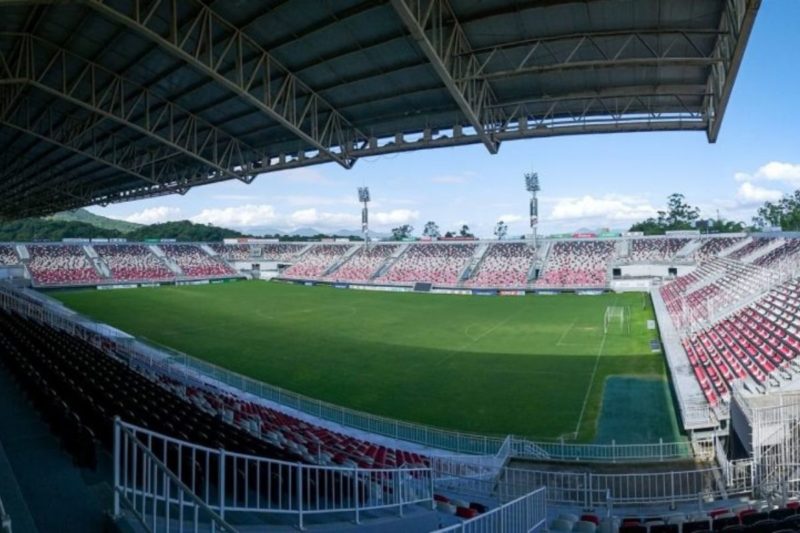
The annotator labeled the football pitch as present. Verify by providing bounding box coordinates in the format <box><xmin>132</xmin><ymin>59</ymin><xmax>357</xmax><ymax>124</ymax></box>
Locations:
<box><xmin>53</xmin><ymin>281</ymin><xmax>682</xmax><ymax>443</ymax></box>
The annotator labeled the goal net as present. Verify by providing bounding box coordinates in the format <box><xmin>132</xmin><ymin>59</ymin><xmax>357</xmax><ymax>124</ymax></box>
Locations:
<box><xmin>604</xmin><ymin>306</ymin><xmax>630</xmax><ymax>335</ymax></box>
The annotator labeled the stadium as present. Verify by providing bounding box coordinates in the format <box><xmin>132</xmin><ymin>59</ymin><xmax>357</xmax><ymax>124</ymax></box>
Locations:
<box><xmin>4</xmin><ymin>0</ymin><xmax>800</xmax><ymax>532</ymax></box>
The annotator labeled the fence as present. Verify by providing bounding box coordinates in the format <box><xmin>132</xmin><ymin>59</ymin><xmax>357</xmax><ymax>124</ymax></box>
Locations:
<box><xmin>433</xmin><ymin>486</ymin><xmax>547</xmax><ymax>533</ymax></box>
<box><xmin>130</xmin><ymin>336</ymin><xmax>700</xmax><ymax>463</ymax></box>
<box><xmin>493</xmin><ymin>464</ymin><xmax>753</xmax><ymax>509</ymax></box>
<box><xmin>113</xmin><ymin>419</ymin><xmax>434</xmax><ymax>531</ymax></box>
<box><xmin>0</xmin><ymin>282</ymin><xmax>701</xmax><ymax>464</ymax></box>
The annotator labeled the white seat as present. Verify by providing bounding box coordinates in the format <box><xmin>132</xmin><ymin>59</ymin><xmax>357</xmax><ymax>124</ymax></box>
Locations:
<box><xmin>550</xmin><ymin>518</ymin><xmax>575</xmax><ymax>532</ymax></box>
<box><xmin>574</xmin><ymin>520</ymin><xmax>598</xmax><ymax>533</ymax></box>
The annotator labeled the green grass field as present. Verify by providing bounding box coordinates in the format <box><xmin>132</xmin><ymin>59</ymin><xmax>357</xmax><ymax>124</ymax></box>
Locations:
<box><xmin>53</xmin><ymin>281</ymin><xmax>681</xmax><ymax>443</ymax></box>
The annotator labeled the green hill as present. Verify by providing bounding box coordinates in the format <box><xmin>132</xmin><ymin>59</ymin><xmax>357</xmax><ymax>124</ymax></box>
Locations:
<box><xmin>48</xmin><ymin>208</ymin><xmax>141</xmax><ymax>233</ymax></box>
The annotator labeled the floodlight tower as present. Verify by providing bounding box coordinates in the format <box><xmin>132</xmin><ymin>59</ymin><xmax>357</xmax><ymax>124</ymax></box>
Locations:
<box><xmin>358</xmin><ymin>187</ymin><xmax>370</xmax><ymax>249</ymax></box>
<box><xmin>525</xmin><ymin>171</ymin><xmax>540</xmax><ymax>247</ymax></box>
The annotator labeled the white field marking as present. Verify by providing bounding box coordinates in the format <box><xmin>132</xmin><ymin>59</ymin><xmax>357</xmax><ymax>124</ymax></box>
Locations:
<box><xmin>555</xmin><ymin>320</ymin><xmax>577</xmax><ymax>347</ymax></box>
<box><xmin>573</xmin><ymin>330</ymin><xmax>608</xmax><ymax>437</ymax></box>
<box><xmin>435</xmin><ymin>308</ymin><xmax>525</xmax><ymax>366</ymax></box>
<box><xmin>572</xmin><ymin>295</ymin><xmax>619</xmax><ymax>436</ymax></box>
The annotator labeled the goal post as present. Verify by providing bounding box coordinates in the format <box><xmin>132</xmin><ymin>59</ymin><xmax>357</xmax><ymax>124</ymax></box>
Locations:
<box><xmin>604</xmin><ymin>306</ymin><xmax>630</xmax><ymax>335</ymax></box>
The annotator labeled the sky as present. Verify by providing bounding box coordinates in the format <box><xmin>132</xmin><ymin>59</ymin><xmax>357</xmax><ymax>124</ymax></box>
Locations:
<box><xmin>88</xmin><ymin>1</ymin><xmax>800</xmax><ymax>238</ymax></box>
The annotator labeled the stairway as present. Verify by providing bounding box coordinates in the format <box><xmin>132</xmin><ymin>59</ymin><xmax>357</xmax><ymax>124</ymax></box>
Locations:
<box><xmin>459</xmin><ymin>243</ymin><xmax>491</xmax><ymax>282</ymax></box>
<box><xmin>321</xmin><ymin>244</ymin><xmax>361</xmax><ymax>277</ymax></box>
<box><xmin>372</xmin><ymin>243</ymin><xmax>410</xmax><ymax>280</ymax></box>
<box><xmin>149</xmin><ymin>245</ymin><xmax>183</xmax><ymax>275</ymax></box>
<box><xmin>718</xmin><ymin>237</ymin><xmax>753</xmax><ymax>258</ymax></box>
<box><xmin>676</xmin><ymin>238</ymin><xmax>703</xmax><ymax>259</ymax></box>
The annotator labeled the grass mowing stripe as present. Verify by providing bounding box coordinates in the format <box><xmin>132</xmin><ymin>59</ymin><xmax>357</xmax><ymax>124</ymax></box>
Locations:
<box><xmin>51</xmin><ymin>281</ymin><xmax>674</xmax><ymax>441</ymax></box>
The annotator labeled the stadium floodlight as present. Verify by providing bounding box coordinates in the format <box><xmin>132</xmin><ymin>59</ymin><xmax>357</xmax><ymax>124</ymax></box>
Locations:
<box><xmin>525</xmin><ymin>172</ymin><xmax>540</xmax><ymax>193</ymax></box>
<box><xmin>358</xmin><ymin>187</ymin><xmax>370</xmax><ymax>248</ymax></box>
<box><xmin>524</xmin><ymin>171</ymin><xmax>540</xmax><ymax>247</ymax></box>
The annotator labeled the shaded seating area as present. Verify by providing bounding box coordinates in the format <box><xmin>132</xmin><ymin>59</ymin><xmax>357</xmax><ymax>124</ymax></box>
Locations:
<box><xmin>161</xmin><ymin>244</ymin><xmax>237</xmax><ymax>278</ymax></box>
<box><xmin>27</xmin><ymin>244</ymin><xmax>103</xmax><ymax>286</ymax></box>
<box><xmin>94</xmin><ymin>244</ymin><xmax>174</xmax><ymax>281</ymax></box>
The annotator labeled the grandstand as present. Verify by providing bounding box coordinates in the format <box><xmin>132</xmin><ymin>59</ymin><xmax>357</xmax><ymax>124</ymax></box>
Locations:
<box><xmin>0</xmin><ymin>0</ymin><xmax>784</xmax><ymax>530</ymax></box>
<box><xmin>536</xmin><ymin>240</ymin><xmax>616</xmax><ymax>288</ymax></box>
<box><xmin>376</xmin><ymin>243</ymin><xmax>477</xmax><ymax>286</ymax></box>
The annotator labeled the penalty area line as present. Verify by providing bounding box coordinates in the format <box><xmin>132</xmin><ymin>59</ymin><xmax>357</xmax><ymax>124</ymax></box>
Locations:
<box><xmin>572</xmin><ymin>330</ymin><xmax>607</xmax><ymax>438</ymax></box>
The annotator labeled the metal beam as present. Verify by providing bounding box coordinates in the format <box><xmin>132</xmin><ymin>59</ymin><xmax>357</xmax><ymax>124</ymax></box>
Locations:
<box><xmin>461</xmin><ymin>29</ymin><xmax>722</xmax><ymax>82</ymax></box>
<box><xmin>391</xmin><ymin>0</ymin><xmax>501</xmax><ymax>154</ymax></box>
<box><xmin>86</xmin><ymin>0</ymin><xmax>368</xmax><ymax>168</ymax></box>
<box><xmin>706</xmin><ymin>0</ymin><xmax>761</xmax><ymax>142</ymax></box>
<box><xmin>0</xmin><ymin>33</ymin><xmax>270</xmax><ymax>183</ymax></box>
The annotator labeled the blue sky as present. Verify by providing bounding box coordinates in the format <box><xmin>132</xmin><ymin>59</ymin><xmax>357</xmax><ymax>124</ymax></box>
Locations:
<box><xmin>89</xmin><ymin>1</ymin><xmax>800</xmax><ymax>238</ymax></box>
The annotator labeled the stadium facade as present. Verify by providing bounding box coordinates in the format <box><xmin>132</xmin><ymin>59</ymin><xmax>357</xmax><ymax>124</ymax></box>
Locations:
<box><xmin>3</xmin><ymin>230</ymin><xmax>800</xmax><ymax>530</ymax></box>
<box><xmin>2</xmin><ymin>0</ymin><xmax>792</xmax><ymax>531</ymax></box>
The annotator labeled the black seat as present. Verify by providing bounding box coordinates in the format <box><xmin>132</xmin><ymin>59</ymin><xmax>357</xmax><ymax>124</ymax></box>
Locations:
<box><xmin>684</xmin><ymin>521</ymin><xmax>712</xmax><ymax>533</ymax></box>
<box><xmin>744</xmin><ymin>514</ymin><xmax>771</xmax><ymax>527</ymax></box>
<box><xmin>715</xmin><ymin>517</ymin><xmax>742</xmax><ymax>532</ymax></box>
<box><xmin>770</xmin><ymin>510</ymin><xmax>797</xmax><ymax>521</ymax></box>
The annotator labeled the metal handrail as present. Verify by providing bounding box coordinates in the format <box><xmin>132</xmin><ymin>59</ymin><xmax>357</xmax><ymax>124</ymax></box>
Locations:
<box><xmin>114</xmin><ymin>419</ymin><xmax>434</xmax><ymax>530</ymax></box>
<box><xmin>114</xmin><ymin>420</ymin><xmax>235</xmax><ymax>532</ymax></box>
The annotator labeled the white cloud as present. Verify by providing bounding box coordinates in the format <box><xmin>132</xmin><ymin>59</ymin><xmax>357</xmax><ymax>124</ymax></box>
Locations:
<box><xmin>123</xmin><ymin>206</ymin><xmax>182</xmax><ymax>224</ymax></box>
<box><xmin>372</xmin><ymin>209</ymin><xmax>420</xmax><ymax>225</ymax></box>
<box><xmin>735</xmin><ymin>161</ymin><xmax>800</xmax><ymax>185</ymax></box>
<box><xmin>497</xmin><ymin>214</ymin><xmax>524</xmax><ymax>223</ymax></box>
<box><xmin>549</xmin><ymin>194</ymin><xmax>657</xmax><ymax>221</ymax></box>
<box><xmin>191</xmin><ymin>204</ymin><xmax>278</xmax><ymax>227</ymax></box>
<box><xmin>736</xmin><ymin>182</ymin><xmax>783</xmax><ymax>204</ymax></box>
<box><xmin>288</xmin><ymin>208</ymin><xmax>359</xmax><ymax>228</ymax></box>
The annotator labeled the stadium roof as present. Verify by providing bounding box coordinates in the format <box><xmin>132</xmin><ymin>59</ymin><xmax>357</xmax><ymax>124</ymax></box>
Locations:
<box><xmin>0</xmin><ymin>0</ymin><xmax>760</xmax><ymax>218</ymax></box>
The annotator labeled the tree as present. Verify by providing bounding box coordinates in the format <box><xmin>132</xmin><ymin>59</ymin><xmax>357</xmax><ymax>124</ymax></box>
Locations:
<box><xmin>494</xmin><ymin>220</ymin><xmax>508</xmax><ymax>240</ymax></box>
<box><xmin>422</xmin><ymin>221</ymin><xmax>440</xmax><ymax>238</ymax></box>
<box><xmin>459</xmin><ymin>224</ymin><xmax>474</xmax><ymax>238</ymax></box>
<box><xmin>391</xmin><ymin>224</ymin><xmax>414</xmax><ymax>240</ymax></box>
<box><xmin>753</xmin><ymin>190</ymin><xmax>800</xmax><ymax>231</ymax></box>
<box><xmin>629</xmin><ymin>193</ymin><xmax>702</xmax><ymax>235</ymax></box>
<box><xmin>444</xmin><ymin>231</ymin><xmax>455</xmax><ymax>238</ymax></box>
<box><xmin>664</xmin><ymin>193</ymin><xmax>700</xmax><ymax>229</ymax></box>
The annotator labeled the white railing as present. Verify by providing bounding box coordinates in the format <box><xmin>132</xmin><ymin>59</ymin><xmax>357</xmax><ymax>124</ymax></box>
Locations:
<box><xmin>494</xmin><ymin>465</ymin><xmax>746</xmax><ymax>508</ymax></box>
<box><xmin>434</xmin><ymin>486</ymin><xmax>546</xmax><ymax>533</ymax></box>
<box><xmin>0</xmin><ymin>494</ymin><xmax>9</xmax><ymax>533</ymax></box>
<box><xmin>0</xmin><ymin>282</ymin><xmax>699</xmax><ymax>464</ymax></box>
<box><xmin>132</xmin><ymin>338</ymin><xmax>698</xmax><ymax>463</ymax></box>
<box><xmin>113</xmin><ymin>420</ymin><xmax>434</xmax><ymax>531</ymax></box>
<box><xmin>113</xmin><ymin>421</ymin><xmax>235</xmax><ymax>532</ymax></box>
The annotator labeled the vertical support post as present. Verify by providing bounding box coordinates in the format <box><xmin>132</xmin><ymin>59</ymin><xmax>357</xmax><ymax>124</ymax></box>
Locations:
<box><xmin>429</xmin><ymin>468</ymin><xmax>436</xmax><ymax>510</ymax></box>
<box><xmin>671</xmin><ymin>471</ymin><xmax>676</xmax><ymax>509</ymax></box>
<box><xmin>113</xmin><ymin>417</ymin><xmax>121</xmax><ymax>517</ymax></box>
<box><xmin>660</xmin><ymin>438</ymin><xmax>664</xmax><ymax>462</ymax></box>
<box><xmin>397</xmin><ymin>472</ymin><xmax>404</xmax><ymax>517</ymax></box>
<box><xmin>353</xmin><ymin>466</ymin><xmax>360</xmax><ymax>524</ymax></box>
<box><xmin>297</xmin><ymin>464</ymin><xmax>304</xmax><ymax>530</ymax></box>
<box><xmin>584</xmin><ymin>472</ymin><xmax>590</xmax><ymax>508</ymax></box>
<box><xmin>218</xmin><ymin>448</ymin><xmax>226</xmax><ymax>519</ymax></box>
<box><xmin>612</xmin><ymin>439</ymin><xmax>616</xmax><ymax>463</ymax></box>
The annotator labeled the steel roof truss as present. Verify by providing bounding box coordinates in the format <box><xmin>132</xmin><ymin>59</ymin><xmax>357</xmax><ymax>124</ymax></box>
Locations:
<box><xmin>463</xmin><ymin>29</ymin><xmax>723</xmax><ymax>82</ymax></box>
<box><xmin>0</xmin><ymin>34</ymin><xmax>261</xmax><ymax>182</ymax></box>
<box><xmin>87</xmin><ymin>0</ymin><xmax>368</xmax><ymax>168</ymax></box>
<box><xmin>391</xmin><ymin>0</ymin><xmax>503</xmax><ymax>154</ymax></box>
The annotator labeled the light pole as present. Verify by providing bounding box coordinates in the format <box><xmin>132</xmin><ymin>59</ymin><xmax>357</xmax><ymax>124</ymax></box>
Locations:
<box><xmin>358</xmin><ymin>187</ymin><xmax>370</xmax><ymax>250</ymax></box>
<box><xmin>525</xmin><ymin>171</ymin><xmax>540</xmax><ymax>248</ymax></box>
